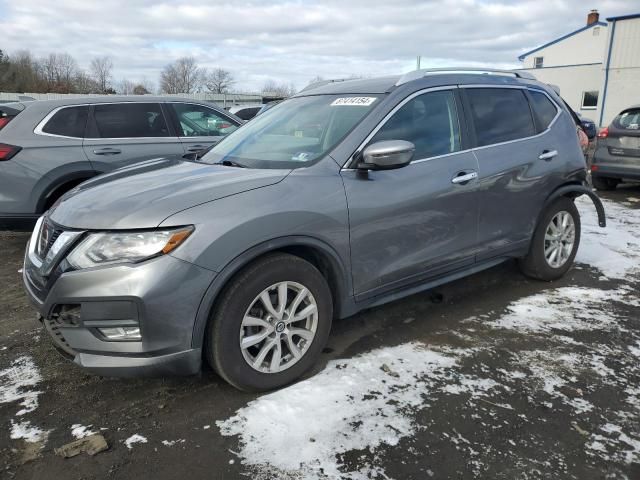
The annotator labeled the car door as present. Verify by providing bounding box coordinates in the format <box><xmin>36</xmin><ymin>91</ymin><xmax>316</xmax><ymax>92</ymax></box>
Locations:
<box><xmin>341</xmin><ymin>88</ymin><xmax>480</xmax><ymax>299</ymax></box>
<box><xmin>83</xmin><ymin>102</ymin><xmax>184</xmax><ymax>172</ymax></box>
<box><xmin>166</xmin><ymin>102</ymin><xmax>239</xmax><ymax>156</ymax></box>
<box><xmin>463</xmin><ymin>87</ymin><xmax>567</xmax><ymax>260</ymax></box>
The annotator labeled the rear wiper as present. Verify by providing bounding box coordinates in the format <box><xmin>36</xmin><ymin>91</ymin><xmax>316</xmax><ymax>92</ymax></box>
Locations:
<box><xmin>216</xmin><ymin>159</ymin><xmax>247</xmax><ymax>168</ymax></box>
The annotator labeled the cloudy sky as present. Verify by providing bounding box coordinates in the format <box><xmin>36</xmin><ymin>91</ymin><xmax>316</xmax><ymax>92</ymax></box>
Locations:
<box><xmin>2</xmin><ymin>0</ymin><xmax>639</xmax><ymax>93</ymax></box>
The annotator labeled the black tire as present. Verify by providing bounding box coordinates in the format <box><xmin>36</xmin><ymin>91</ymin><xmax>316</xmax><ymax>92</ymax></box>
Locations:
<box><xmin>518</xmin><ymin>197</ymin><xmax>581</xmax><ymax>281</ymax></box>
<box><xmin>206</xmin><ymin>253</ymin><xmax>333</xmax><ymax>392</ymax></box>
<box><xmin>592</xmin><ymin>176</ymin><xmax>618</xmax><ymax>191</ymax></box>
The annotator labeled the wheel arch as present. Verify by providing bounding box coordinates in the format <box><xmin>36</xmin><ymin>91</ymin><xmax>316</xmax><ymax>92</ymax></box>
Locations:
<box><xmin>191</xmin><ymin>235</ymin><xmax>354</xmax><ymax>350</ymax></box>
<box><xmin>543</xmin><ymin>182</ymin><xmax>606</xmax><ymax>228</ymax></box>
<box><xmin>36</xmin><ymin>170</ymin><xmax>97</xmax><ymax>213</ymax></box>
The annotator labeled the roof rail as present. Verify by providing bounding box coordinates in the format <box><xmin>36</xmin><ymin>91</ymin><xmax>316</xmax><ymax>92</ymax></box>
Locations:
<box><xmin>298</xmin><ymin>78</ymin><xmax>352</xmax><ymax>93</ymax></box>
<box><xmin>396</xmin><ymin>68</ymin><xmax>537</xmax><ymax>86</ymax></box>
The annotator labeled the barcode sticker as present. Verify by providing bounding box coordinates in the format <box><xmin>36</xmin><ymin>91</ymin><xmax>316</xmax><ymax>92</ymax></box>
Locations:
<box><xmin>331</xmin><ymin>97</ymin><xmax>377</xmax><ymax>106</ymax></box>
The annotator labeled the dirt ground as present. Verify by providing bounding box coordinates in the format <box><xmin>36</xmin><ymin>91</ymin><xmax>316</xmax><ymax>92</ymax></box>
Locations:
<box><xmin>1</xmin><ymin>186</ymin><xmax>639</xmax><ymax>480</ymax></box>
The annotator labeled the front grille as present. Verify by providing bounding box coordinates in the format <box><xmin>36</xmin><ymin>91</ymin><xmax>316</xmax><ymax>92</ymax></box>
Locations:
<box><xmin>38</xmin><ymin>219</ymin><xmax>64</xmax><ymax>258</ymax></box>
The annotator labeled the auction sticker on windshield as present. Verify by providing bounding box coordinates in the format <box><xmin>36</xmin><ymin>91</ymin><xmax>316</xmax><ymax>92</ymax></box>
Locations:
<box><xmin>331</xmin><ymin>97</ymin><xmax>377</xmax><ymax>106</ymax></box>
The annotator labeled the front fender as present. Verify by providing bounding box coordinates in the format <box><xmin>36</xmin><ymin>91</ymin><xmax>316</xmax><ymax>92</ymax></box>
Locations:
<box><xmin>547</xmin><ymin>183</ymin><xmax>606</xmax><ymax>228</ymax></box>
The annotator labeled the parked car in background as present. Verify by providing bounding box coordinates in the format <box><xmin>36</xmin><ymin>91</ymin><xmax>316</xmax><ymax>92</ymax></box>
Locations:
<box><xmin>256</xmin><ymin>100</ymin><xmax>282</xmax><ymax>116</ymax></box>
<box><xmin>227</xmin><ymin>104</ymin><xmax>263</xmax><ymax>121</ymax></box>
<box><xmin>0</xmin><ymin>97</ymin><xmax>241</xmax><ymax>229</ymax></box>
<box><xmin>577</xmin><ymin>113</ymin><xmax>597</xmax><ymax>139</ymax></box>
<box><xmin>591</xmin><ymin>105</ymin><xmax>640</xmax><ymax>190</ymax></box>
<box><xmin>22</xmin><ymin>69</ymin><xmax>606</xmax><ymax>391</ymax></box>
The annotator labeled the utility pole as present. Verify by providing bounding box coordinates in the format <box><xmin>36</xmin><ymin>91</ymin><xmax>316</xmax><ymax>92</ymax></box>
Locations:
<box><xmin>416</xmin><ymin>56</ymin><xmax>421</xmax><ymax>70</ymax></box>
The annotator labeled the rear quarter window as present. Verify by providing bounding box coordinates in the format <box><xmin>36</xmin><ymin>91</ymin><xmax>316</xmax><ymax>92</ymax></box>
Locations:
<box><xmin>41</xmin><ymin>106</ymin><xmax>88</xmax><ymax>138</ymax></box>
<box><xmin>613</xmin><ymin>109</ymin><xmax>640</xmax><ymax>130</ymax></box>
<box><xmin>466</xmin><ymin>88</ymin><xmax>536</xmax><ymax>147</ymax></box>
<box><xmin>528</xmin><ymin>91</ymin><xmax>558</xmax><ymax>132</ymax></box>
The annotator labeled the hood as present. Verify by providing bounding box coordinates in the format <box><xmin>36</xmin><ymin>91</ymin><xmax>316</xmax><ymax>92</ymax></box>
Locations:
<box><xmin>49</xmin><ymin>158</ymin><xmax>290</xmax><ymax>229</ymax></box>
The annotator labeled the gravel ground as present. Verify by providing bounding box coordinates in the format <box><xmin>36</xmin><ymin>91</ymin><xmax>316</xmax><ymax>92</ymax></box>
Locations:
<box><xmin>1</xmin><ymin>185</ymin><xmax>639</xmax><ymax>480</ymax></box>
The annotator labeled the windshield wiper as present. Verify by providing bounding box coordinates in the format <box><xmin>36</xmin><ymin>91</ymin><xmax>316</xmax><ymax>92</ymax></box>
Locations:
<box><xmin>216</xmin><ymin>159</ymin><xmax>247</xmax><ymax>168</ymax></box>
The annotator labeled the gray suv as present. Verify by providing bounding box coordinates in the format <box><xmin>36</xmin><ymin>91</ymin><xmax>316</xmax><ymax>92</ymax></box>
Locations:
<box><xmin>0</xmin><ymin>97</ymin><xmax>240</xmax><ymax>229</ymax></box>
<box><xmin>22</xmin><ymin>69</ymin><xmax>606</xmax><ymax>391</ymax></box>
<box><xmin>591</xmin><ymin>105</ymin><xmax>640</xmax><ymax>190</ymax></box>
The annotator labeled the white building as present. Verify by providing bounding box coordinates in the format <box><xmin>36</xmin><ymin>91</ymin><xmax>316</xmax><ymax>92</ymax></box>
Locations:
<box><xmin>518</xmin><ymin>10</ymin><xmax>640</xmax><ymax>127</ymax></box>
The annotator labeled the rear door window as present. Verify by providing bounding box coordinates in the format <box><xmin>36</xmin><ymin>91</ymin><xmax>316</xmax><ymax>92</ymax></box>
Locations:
<box><xmin>370</xmin><ymin>89</ymin><xmax>462</xmax><ymax>160</ymax></box>
<box><xmin>92</xmin><ymin>103</ymin><xmax>170</xmax><ymax>138</ymax></box>
<box><xmin>528</xmin><ymin>91</ymin><xmax>558</xmax><ymax>132</ymax></box>
<box><xmin>169</xmin><ymin>103</ymin><xmax>238</xmax><ymax>137</ymax></box>
<box><xmin>466</xmin><ymin>88</ymin><xmax>536</xmax><ymax>147</ymax></box>
<box><xmin>42</xmin><ymin>106</ymin><xmax>88</xmax><ymax>138</ymax></box>
<box><xmin>613</xmin><ymin>109</ymin><xmax>640</xmax><ymax>131</ymax></box>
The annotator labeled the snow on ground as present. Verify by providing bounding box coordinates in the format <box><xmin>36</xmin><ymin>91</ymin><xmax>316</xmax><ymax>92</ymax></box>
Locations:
<box><xmin>71</xmin><ymin>424</ymin><xmax>97</xmax><ymax>439</ymax></box>
<box><xmin>162</xmin><ymin>439</ymin><xmax>186</xmax><ymax>447</ymax></box>
<box><xmin>124</xmin><ymin>434</ymin><xmax>148</xmax><ymax>449</ymax></box>
<box><xmin>10</xmin><ymin>420</ymin><xmax>49</xmax><ymax>444</ymax></box>
<box><xmin>218</xmin><ymin>343</ymin><xmax>468</xmax><ymax>479</ymax></box>
<box><xmin>576</xmin><ymin>196</ymin><xmax>640</xmax><ymax>279</ymax></box>
<box><xmin>0</xmin><ymin>356</ymin><xmax>42</xmax><ymax>415</ymax></box>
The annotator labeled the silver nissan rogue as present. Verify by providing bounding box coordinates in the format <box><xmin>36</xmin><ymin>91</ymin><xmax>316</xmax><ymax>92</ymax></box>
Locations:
<box><xmin>23</xmin><ymin>69</ymin><xmax>606</xmax><ymax>391</ymax></box>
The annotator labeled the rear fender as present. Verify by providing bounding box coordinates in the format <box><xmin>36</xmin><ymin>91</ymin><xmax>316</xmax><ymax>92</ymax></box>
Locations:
<box><xmin>546</xmin><ymin>183</ymin><xmax>606</xmax><ymax>228</ymax></box>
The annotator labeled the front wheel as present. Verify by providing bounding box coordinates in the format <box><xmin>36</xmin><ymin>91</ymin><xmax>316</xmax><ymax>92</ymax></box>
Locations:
<box><xmin>206</xmin><ymin>253</ymin><xmax>333</xmax><ymax>392</ymax></box>
<box><xmin>519</xmin><ymin>197</ymin><xmax>581</xmax><ymax>281</ymax></box>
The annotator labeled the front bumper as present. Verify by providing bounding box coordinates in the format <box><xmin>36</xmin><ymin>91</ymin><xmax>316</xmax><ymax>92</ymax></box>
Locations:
<box><xmin>23</xmin><ymin>244</ymin><xmax>216</xmax><ymax>377</ymax></box>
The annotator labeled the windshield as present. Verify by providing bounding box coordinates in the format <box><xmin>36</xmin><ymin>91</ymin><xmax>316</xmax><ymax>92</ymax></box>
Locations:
<box><xmin>200</xmin><ymin>94</ymin><xmax>380</xmax><ymax>168</ymax></box>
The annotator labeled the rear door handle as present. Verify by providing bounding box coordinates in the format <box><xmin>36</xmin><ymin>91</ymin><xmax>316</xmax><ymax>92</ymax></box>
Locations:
<box><xmin>93</xmin><ymin>148</ymin><xmax>122</xmax><ymax>155</ymax></box>
<box><xmin>539</xmin><ymin>150</ymin><xmax>558</xmax><ymax>161</ymax></box>
<box><xmin>451</xmin><ymin>171</ymin><xmax>478</xmax><ymax>185</ymax></box>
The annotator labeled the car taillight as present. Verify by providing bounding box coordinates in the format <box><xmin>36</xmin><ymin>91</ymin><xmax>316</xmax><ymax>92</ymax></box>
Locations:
<box><xmin>597</xmin><ymin>127</ymin><xmax>609</xmax><ymax>138</ymax></box>
<box><xmin>0</xmin><ymin>116</ymin><xmax>13</xmax><ymax>130</ymax></box>
<box><xmin>0</xmin><ymin>143</ymin><xmax>22</xmax><ymax>161</ymax></box>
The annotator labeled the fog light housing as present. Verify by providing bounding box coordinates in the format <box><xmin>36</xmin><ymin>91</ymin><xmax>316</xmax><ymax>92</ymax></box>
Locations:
<box><xmin>98</xmin><ymin>327</ymin><xmax>141</xmax><ymax>341</ymax></box>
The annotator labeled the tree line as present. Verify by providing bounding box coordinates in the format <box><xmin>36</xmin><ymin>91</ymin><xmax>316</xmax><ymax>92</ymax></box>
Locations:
<box><xmin>0</xmin><ymin>49</ymin><xmax>298</xmax><ymax>97</ymax></box>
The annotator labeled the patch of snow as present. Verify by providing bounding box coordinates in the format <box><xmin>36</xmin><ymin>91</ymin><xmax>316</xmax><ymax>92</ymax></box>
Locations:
<box><xmin>0</xmin><ymin>356</ymin><xmax>42</xmax><ymax>415</ymax></box>
<box><xmin>162</xmin><ymin>439</ymin><xmax>185</xmax><ymax>447</ymax></box>
<box><xmin>124</xmin><ymin>434</ymin><xmax>148</xmax><ymax>449</ymax></box>
<box><xmin>576</xmin><ymin>196</ymin><xmax>640</xmax><ymax>279</ymax></box>
<box><xmin>486</xmin><ymin>287</ymin><xmax>634</xmax><ymax>334</ymax></box>
<box><xmin>441</xmin><ymin>376</ymin><xmax>499</xmax><ymax>397</ymax></box>
<box><xmin>587</xmin><ymin>423</ymin><xmax>640</xmax><ymax>464</ymax></box>
<box><xmin>203</xmin><ymin>425</ymin><xmax>210</xmax><ymax>430</ymax></box>
<box><xmin>71</xmin><ymin>424</ymin><xmax>96</xmax><ymax>439</ymax></box>
<box><xmin>218</xmin><ymin>342</ymin><xmax>460</xmax><ymax>480</ymax></box>
<box><xmin>10</xmin><ymin>420</ymin><xmax>49</xmax><ymax>443</ymax></box>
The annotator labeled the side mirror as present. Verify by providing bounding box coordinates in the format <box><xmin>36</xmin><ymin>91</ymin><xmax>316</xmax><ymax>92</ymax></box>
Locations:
<box><xmin>357</xmin><ymin>140</ymin><xmax>415</xmax><ymax>171</ymax></box>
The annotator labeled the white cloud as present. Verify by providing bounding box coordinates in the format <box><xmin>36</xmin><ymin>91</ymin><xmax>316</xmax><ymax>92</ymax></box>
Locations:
<box><xmin>1</xmin><ymin>0</ymin><xmax>637</xmax><ymax>91</ymax></box>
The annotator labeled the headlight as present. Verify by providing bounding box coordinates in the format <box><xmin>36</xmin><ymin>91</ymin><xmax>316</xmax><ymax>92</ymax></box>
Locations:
<box><xmin>66</xmin><ymin>227</ymin><xmax>193</xmax><ymax>269</ymax></box>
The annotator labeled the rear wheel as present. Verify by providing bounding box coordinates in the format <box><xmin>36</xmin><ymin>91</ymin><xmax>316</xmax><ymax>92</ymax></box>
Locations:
<box><xmin>592</xmin><ymin>176</ymin><xmax>618</xmax><ymax>191</ymax></box>
<box><xmin>519</xmin><ymin>197</ymin><xmax>581</xmax><ymax>281</ymax></box>
<box><xmin>206</xmin><ymin>253</ymin><xmax>333</xmax><ymax>392</ymax></box>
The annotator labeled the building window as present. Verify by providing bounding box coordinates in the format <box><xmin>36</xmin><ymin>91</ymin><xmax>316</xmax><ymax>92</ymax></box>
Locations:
<box><xmin>593</xmin><ymin>26</ymin><xmax>600</xmax><ymax>36</ymax></box>
<box><xmin>581</xmin><ymin>91</ymin><xmax>599</xmax><ymax>109</ymax></box>
<box><xmin>534</xmin><ymin>57</ymin><xmax>544</xmax><ymax>68</ymax></box>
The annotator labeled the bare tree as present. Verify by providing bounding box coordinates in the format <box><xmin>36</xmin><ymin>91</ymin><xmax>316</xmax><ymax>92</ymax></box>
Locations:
<box><xmin>205</xmin><ymin>68</ymin><xmax>234</xmax><ymax>93</ymax></box>
<box><xmin>42</xmin><ymin>53</ymin><xmax>78</xmax><ymax>93</ymax></box>
<box><xmin>118</xmin><ymin>78</ymin><xmax>135</xmax><ymax>95</ymax></box>
<box><xmin>74</xmin><ymin>71</ymin><xmax>98</xmax><ymax>94</ymax></box>
<box><xmin>90</xmin><ymin>56</ymin><xmax>113</xmax><ymax>94</ymax></box>
<box><xmin>132</xmin><ymin>84</ymin><xmax>149</xmax><ymax>95</ymax></box>
<box><xmin>262</xmin><ymin>79</ymin><xmax>297</xmax><ymax>98</ymax></box>
<box><xmin>160</xmin><ymin>57</ymin><xmax>203</xmax><ymax>94</ymax></box>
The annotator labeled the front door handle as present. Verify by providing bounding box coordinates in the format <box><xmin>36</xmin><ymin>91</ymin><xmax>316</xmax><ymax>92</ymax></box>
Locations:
<box><xmin>187</xmin><ymin>144</ymin><xmax>209</xmax><ymax>152</ymax></box>
<box><xmin>451</xmin><ymin>171</ymin><xmax>478</xmax><ymax>185</ymax></box>
<box><xmin>93</xmin><ymin>148</ymin><xmax>122</xmax><ymax>155</ymax></box>
<box><xmin>539</xmin><ymin>150</ymin><xmax>558</xmax><ymax>161</ymax></box>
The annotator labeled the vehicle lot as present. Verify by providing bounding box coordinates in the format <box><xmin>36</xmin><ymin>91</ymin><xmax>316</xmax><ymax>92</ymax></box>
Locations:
<box><xmin>1</xmin><ymin>186</ymin><xmax>640</xmax><ymax>480</ymax></box>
